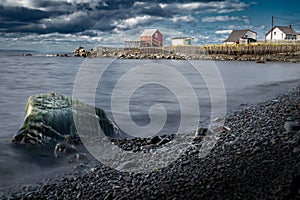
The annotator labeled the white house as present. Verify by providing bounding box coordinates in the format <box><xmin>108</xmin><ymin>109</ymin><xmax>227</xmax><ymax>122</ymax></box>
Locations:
<box><xmin>265</xmin><ymin>25</ymin><xmax>298</xmax><ymax>41</ymax></box>
<box><xmin>171</xmin><ymin>37</ymin><xmax>194</xmax><ymax>46</ymax></box>
<box><xmin>297</xmin><ymin>34</ymin><xmax>300</xmax><ymax>41</ymax></box>
<box><xmin>223</xmin><ymin>30</ymin><xmax>257</xmax><ymax>45</ymax></box>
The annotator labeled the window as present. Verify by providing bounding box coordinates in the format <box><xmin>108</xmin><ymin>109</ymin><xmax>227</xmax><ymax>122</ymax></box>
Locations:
<box><xmin>155</xmin><ymin>32</ymin><xmax>158</xmax><ymax>38</ymax></box>
<box><xmin>273</xmin><ymin>32</ymin><xmax>276</xmax><ymax>35</ymax></box>
<box><xmin>286</xmin><ymin>35</ymin><xmax>296</xmax><ymax>40</ymax></box>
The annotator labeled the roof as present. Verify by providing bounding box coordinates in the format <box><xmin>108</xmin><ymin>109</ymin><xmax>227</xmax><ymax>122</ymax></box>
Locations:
<box><xmin>172</xmin><ymin>37</ymin><xmax>194</xmax><ymax>40</ymax></box>
<box><xmin>266</xmin><ymin>26</ymin><xmax>298</xmax><ymax>36</ymax></box>
<box><xmin>140</xmin><ymin>29</ymin><xmax>159</xmax><ymax>36</ymax></box>
<box><xmin>224</xmin><ymin>30</ymin><xmax>256</xmax><ymax>42</ymax></box>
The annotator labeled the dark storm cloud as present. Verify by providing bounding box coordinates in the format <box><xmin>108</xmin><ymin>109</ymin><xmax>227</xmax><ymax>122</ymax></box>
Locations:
<box><xmin>0</xmin><ymin>0</ymin><xmax>240</xmax><ymax>35</ymax></box>
<box><xmin>30</xmin><ymin>0</ymin><xmax>74</xmax><ymax>12</ymax></box>
<box><xmin>135</xmin><ymin>4</ymin><xmax>174</xmax><ymax>18</ymax></box>
<box><xmin>0</xmin><ymin>5</ymin><xmax>53</xmax><ymax>22</ymax></box>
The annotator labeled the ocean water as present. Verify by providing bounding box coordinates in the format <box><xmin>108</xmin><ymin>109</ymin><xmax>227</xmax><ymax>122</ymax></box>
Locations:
<box><xmin>0</xmin><ymin>52</ymin><xmax>300</xmax><ymax>190</ymax></box>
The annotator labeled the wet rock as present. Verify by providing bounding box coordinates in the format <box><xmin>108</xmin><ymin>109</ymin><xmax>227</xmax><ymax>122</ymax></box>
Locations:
<box><xmin>116</xmin><ymin>161</ymin><xmax>137</xmax><ymax>171</ymax></box>
<box><xmin>212</xmin><ymin>125</ymin><xmax>231</xmax><ymax>133</ymax></box>
<box><xmin>157</xmin><ymin>137</ymin><xmax>171</xmax><ymax>146</ymax></box>
<box><xmin>293</xmin><ymin>147</ymin><xmax>300</xmax><ymax>154</ymax></box>
<box><xmin>193</xmin><ymin>127</ymin><xmax>210</xmax><ymax>142</ymax></box>
<box><xmin>74</xmin><ymin>163</ymin><xmax>89</xmax><ymax>170</ymax></box>
<box><xmin>284</xmin><ymin>116</ymin><xmax>300</xmax><ymax>133</ymax></box>
<box><xmin>118</xmin><ymin>53</ymin><xmax>126</xmax><ymax>58</ymax></box>
<box><xmin>72</xmin><ymin>46</ymin><xmax>94</xmax><ymax>58</ymax></box>
<box><xmin>12</xmin><ymin>93</ymin><xmax>124</xmax><ymax>146</ymax></box>
<box><xmin>46</xmin><ymin>195</ymin><xmax>58</xmax><ymax>200</ymax></box>
<box><xmin>148</xmin><ymin>136</ymin><xmax>162</xmax><ymax>144</ymax></box>
<box><xmin>256</xmin><ymin>59</ymin><xmax>266</xmax><ymax>64</ymax></box>
<box><xmin>195</xmin><ymin>127</ymin><xmax>210</xmax><ymax>137</ymax></box>
<box><xmin>59</xmin><ymin>54</ymin><xmax>69</xmax><ymax>57</ymax></box>
<box><xmin>140</xmin><ymin>144</ymin><xmax>156</xmax><ymax>152</ymax></box>
<box><xmin>22</xmin><ymin>53</ymin><xmax>32</xmax><ymax>56</ymax></box>
<box><xmin>68</xmin><ymin>153</ymin><xmax>89</xmax><ymax>163</ymax></box>
<box><xmin>54</xmin><ymin>143</ymin><xmax>78</xmax><ymax>158</ymax></box>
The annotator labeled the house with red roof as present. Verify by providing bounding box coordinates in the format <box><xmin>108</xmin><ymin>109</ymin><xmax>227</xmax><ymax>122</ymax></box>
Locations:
<box><xmin>140</xmin><ymin>29</ymin><xmax>163</xmax><ymax>47</ymax></box>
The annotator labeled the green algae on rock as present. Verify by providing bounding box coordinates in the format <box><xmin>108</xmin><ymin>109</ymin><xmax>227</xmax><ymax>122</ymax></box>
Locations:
<box><xmin>12</xmin><ymin>93</ymin><xmax>122</xmax><ymax>146</ymax></box>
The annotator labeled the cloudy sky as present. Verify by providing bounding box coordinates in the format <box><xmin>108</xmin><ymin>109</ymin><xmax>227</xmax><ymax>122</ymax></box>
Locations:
<box><xmin>0</xmin><ymin>0</ymin><xmax>299</xmax><ymax>52</ymax></box>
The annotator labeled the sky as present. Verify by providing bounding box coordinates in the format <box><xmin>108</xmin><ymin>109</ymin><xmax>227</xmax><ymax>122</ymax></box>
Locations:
<box><xmin>0</xmin><ymin>0</ymin><xmax>299</xmax><ymax>52</ymax></box>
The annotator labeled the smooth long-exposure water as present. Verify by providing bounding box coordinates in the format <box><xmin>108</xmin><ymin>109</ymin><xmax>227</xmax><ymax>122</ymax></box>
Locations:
<box><xmin>1</xmin><ymin>52</ymin><xmax>300</xmax><ymax>190</ymax></box>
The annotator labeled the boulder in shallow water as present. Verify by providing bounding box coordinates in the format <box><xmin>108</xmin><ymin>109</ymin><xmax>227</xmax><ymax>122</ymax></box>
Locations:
<box><xmin>12</xmin><ymin>93</ymin><xmax>123</xmax><ymax>146</ymax></box>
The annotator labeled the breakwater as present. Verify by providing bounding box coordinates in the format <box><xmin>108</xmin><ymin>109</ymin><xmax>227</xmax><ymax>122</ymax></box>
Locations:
<box><xmin>95</xmin><ymin>43</ymin><xmax>300</xmax><ymax>63</ymax></box>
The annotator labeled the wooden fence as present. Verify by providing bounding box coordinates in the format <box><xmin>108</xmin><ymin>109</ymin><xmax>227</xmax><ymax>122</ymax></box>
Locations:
<box><xmin>204</xmin><ymin>44</ymin><xmax>300</xmax><ymax>55</ymax></box>
<box><xmin>140</xmin><ymin>44</ymin><xmax>300</xmax><ymax>56</ymax></box>
<box><xmin>140</xmin><ymin>46</ymin><xmax>207</xmax><ymax>55</ymax></box>
<box><xmin>96</xmin><ymin>46</ymin><xmax>124</xmax><ymax>57</ymax></box>
<box><xmin>258</xmin><ymin>40</ymin><xmax>300</xmax><ymax>45</ymax></box>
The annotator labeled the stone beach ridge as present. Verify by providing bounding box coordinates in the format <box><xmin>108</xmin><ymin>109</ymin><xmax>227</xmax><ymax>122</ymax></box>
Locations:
<box><xmin>93</xmin><ymin>45</ymin><xmax>300</xmax><ymax>63</ymax></box>
<box><xmin>116</xmin><ymin>51</ymin><xmax>300</xmax><ymax>63</ymax></box>
<box><xmin>4</xmin><ymin>86</ymin><xmax>300</xmax><ymax>199</ymax></box>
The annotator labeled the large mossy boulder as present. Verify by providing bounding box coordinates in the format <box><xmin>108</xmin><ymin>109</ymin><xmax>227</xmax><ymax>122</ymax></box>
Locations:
<box><xmin>12</xmin><ymin>93</ymin><xmax>123</xmax><ymax>146</ymax></box>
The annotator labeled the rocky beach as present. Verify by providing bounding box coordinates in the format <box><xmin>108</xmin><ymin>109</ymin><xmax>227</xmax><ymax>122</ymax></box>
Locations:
<box><xmin>20</xmin><ymin>45</ymin><xmax>300</xmax><ymax>64</ymax></box>
<box><xmin>95</xmin><ymin>44</ymin><xmax>300</xmax><ymax>63</ymax></box>
<box><xmin>116</xmin><ymin>51</ymin><xmax>300</xmax><ymax>63</ymax></box>
<box><xmin>2</xmin><ymin>85</ymin><xmax>300</xmax><ymax>199</ymax></box>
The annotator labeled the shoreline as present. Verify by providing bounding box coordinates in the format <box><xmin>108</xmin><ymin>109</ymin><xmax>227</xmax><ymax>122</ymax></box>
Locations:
<box><xmin>207</xmin><ymin>52</ymin><xmax>300</xmax><ymax>63</ymax></box>
<box><xmin>117</xmin><ymin>52</ymin><xmax>300</xmax><ymax>63</ymax></box>
<box><xmin>19</xmin><ymin>49</ymin><xmax>300</xmax><ymax>63</ymax></box>
<box><xmin>96</xmin><ymin>44</ymin><xmax>300</xmax><ymax>63</ymax></box>
<box><xmin>4</xmin><ymin>86</ymin><xmax>300</xmax><ymax>199</ymax></box>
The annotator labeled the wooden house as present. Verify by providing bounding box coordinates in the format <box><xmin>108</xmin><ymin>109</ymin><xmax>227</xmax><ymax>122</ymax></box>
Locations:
<box><xmin>223</xmin><ymin>30</ymin><xmax>257</xmax><ymax>45</ymax></box>
<box><xmin>265</xmin><ymin>25</ymin><xmax>298</xmax><ymax>41</ymax></box>
<box><xmin>140</xmin><ymin>29</ymin><xmax>163</xmax><ymax>47</ymax></box>
<box><xmin>171</xmin><ymin>37</ymin><xmax>194</xmax><ymax>46</ymax></box>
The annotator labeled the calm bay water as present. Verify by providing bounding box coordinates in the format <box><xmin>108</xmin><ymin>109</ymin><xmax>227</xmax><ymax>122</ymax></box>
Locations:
<box><xmin>0</xmin><ymin>52</ymin><xmax>300</xmax><ymax>189</ymax></box>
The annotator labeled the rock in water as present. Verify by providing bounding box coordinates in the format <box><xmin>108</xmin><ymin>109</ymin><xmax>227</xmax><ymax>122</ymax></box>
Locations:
<box><xmin>12</xmin><ymin>93</ymin><xmax>123</xmax><ymax>146</ymax></box>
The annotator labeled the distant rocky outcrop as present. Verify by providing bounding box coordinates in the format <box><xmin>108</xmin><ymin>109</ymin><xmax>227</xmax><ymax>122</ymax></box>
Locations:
<box><xmin>22</xmin><ymin>53</ymin><xmax>32</xmax><ymax>56</ymax></box>
<box><xmin>72</xmin><ymin>46</ymin><xmax>95</xmax><ymax>58</ymax></box>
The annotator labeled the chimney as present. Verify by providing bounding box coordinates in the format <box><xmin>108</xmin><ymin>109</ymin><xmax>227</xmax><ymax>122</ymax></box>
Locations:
<box><xmin>288</xmin><ymin>24</ymin><xmax>292</xmax><ymax>29</ymax></box>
